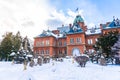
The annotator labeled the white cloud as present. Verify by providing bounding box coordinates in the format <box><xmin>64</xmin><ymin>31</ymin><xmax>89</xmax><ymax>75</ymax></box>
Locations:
<box><xmin>75</xmin><ymin>0</ymin><xmax>103</xmax><ymax>28</ymax></box>
<box><xmin>66</xmin><ymin>9</ymin><xmax>85</xmax><ymax>24</ymax></box>
<box><xmin>47</xmin><ymin>8</ymin><xmax>85</xmax><ymax>28</ymax></box>
<box><xmin>46</xmin><ymin>0</ymin><xmax>102</xmax><ymax>29</ymax></box>
<box><xmin>0</xmin><ymin>0</ymin><xmax>51</xmax><ymax>40</ymax></box>
<box><xmin>0</xmin><ymin>0</ymin><xmax>103</xmax><ymax>40</ymax></box>
<box><xmin>88</xmin><ymin>23</ymin><xmax>95</xmax><ymax>29</ymax></box>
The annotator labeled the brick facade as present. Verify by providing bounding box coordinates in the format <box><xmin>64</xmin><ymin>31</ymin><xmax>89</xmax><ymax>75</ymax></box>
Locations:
<box><xmin>33</xmin><ymin>15</ymin><xmax>120</xmax><ymax>57</ymax></box>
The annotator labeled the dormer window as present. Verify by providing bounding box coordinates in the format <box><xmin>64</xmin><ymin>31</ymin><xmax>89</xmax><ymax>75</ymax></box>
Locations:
<box><xmin>90</xmin><ymin>28</ymin><xmax>95</xmax><ymax>33</ymax></box>
<box><xmin>115</xmin><ymin>18</ymin><xmax>120</xmax><ymax>26</ymax></box>
<box><xmin>73</xmin><ymin>25</ymin><xmax>78</xmax><ymax>32</ymax></box>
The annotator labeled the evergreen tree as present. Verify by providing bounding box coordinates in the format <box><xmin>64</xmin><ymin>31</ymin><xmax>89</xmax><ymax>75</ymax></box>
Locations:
<box><xmin>111</xmin><ymin>34</ymin><xmax>120</xmax><ymax>64</ymax></box>
<box><xmin>12</xmin><ymin>31</ymin><xmax>22</xmax><ymax>53</ymax></box>
<box><xmin>0</xmin><ymin>32</ymin><xmax>13</xmax><ymax>61</ymax></box>
<box><xmin>93</xmin><ymin>30</ymin><xmax>119</xmax><ymax>59</ymax></box>
<box><xmin>0</xmin><ymin>31</ymin><xmax>22</xmax><ymax>61</ymax></box>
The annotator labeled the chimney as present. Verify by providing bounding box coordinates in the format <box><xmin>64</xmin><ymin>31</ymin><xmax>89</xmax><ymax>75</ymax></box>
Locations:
<box><xmin>62</xmin><ymin>24</ymin><xmax>64</xmax><ymax>27</ymax></box>
<box><xmin>106</xmin><ymin>22</ymin><xmax>110</xmax><ymax>26</ymax></box>
<box><xmin>69</xmin><ymin>24</ymin><xmax>72</xmax><ymax>28</ymax></box>
<box><xmin>84</xmin><ymin>26</ymin><xmax>87</xmax><ymax>31</ymax></box>
<box><xmin>100</xmin><ymin>24</ymin><xmax>103</xmax><ymax>30</ymax></box>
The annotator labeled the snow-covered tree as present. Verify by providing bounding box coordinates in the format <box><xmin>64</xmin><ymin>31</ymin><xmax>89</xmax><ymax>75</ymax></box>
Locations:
<box><xmin>93</xmin><ymin>30</ymin><xmax>119</xmax><ymax>64</ymax></box>
<box><xmin>111</xmin><ymin>34</ymin><xmax>120</xmax><ymax>64</ymax></box>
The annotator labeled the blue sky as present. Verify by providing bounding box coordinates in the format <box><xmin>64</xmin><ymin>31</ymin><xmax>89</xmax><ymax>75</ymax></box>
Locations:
<box><xmin>0</xmin><ymin>0</ymin><xmax>120</xmax><ymax>40</ymax></box>
<box><xmin>48</xmin><ymin>0</ymin><xmax>120</xmax><ymax>27</ymax></box>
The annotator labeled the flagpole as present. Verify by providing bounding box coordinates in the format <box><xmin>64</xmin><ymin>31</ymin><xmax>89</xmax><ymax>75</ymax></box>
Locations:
<box><xmin>76</xmin><ymin>8</ymin><xmax>79</xmax><ymax>15</ymax></box>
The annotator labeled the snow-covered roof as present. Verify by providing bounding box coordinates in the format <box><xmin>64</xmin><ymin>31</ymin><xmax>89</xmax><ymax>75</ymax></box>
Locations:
<box><xmin>67</xmin><ymin>25</ymin><xmax>83</xmax><ymax>34</ymax></box>
<box><xmin>38</xmin><ymin>30</ymin><xmax>54</xmax><ymax>37</ymax></box>
<box><xmin>37</xmin><ymin>29</ymin><xmax>67</xmax><ymax>38</ymax></box>
<box><xmin>57</xmin><ymin>26</ymin><xmax>69</xmax><ymax>33</ymax></box>
<box><xmin>85</xmin><ymin>28</ymin><xmax>101</xmax><ymax>35</ymax></box>
<box><xmin>37</xmin><ymin>26</ymin><xmax>102</xmax><ymax>38</ymax></box>
<box><xmin>56</xmin><ymin>34</ymin><xmax>66</xmax><ymax>38</ymax></box>
<box><xmin>67</xmin><ymin>15</ymin><xmax>84</xmax><ymax>34</ymax></box>
<box><xmin>103</xmin><ymin>18</ymin><xmax>120</xmax><ymax>29</ymax></box>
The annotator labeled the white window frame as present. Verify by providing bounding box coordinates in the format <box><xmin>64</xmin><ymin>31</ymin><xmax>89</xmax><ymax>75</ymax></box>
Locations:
<box><xmin>95</xmin><ymin>38</ymin><xmax>98</xmax><ymax>42</ymax></box>
<box><xmin>88</xmin><ymin>39</ymin><xmax>93</xmax><ymax>44</ymax></box>
<box><xmin>41</xmin><ymin>41</ymin><xmax>44</xmax><ymax>46</ymax></box>
<box><xmin>76</xmin><ymin>37</ymin><xmax>82</xmax><ymax>43</ymax></box>
<box><xmin>46</xmin><ymin>40</ymin><xmax>50</xmax><ymax>46</ymax></box>
<box><xmin>70</xmin><ymin>38</ymin><xmax>74</xmax><ymax>44</ymax></box>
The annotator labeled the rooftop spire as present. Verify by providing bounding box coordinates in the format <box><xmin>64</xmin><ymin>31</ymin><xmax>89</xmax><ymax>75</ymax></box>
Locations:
<box><xmin>47</xmin><ymin>27</ymin><xmax>50</xmax><ymax>32</ymax></box>
<box><xmin>113</xmin><ymin>16</ymin><xmax>115</xmax><ymax>21</ymax></box>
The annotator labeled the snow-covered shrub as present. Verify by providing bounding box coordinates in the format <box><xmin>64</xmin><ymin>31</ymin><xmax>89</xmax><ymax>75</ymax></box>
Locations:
<box><xmin>98</xmin><ymin>57</ymin><xmax>107</xmax><ymax>66</ymax></box>
<box><xmin>37</xmin><ymin>57</ymin><xmax>42</xmax><ymax>66</ymax></box>
<box><xmin>74</xmin><ymin>56</ymin><xmax>89</xmax><ymax>67</ymax></box>
<box><xmin>29</xmin><ymin>59</ymin><xmax>35</xmax><ymax>67</ymax></box>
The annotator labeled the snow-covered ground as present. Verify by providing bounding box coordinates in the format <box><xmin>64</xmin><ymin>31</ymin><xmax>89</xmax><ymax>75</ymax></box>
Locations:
<box><xmin>0</xmin><ymin>58</ymin><xmax>120</xmax><ymax>80</ymax></box>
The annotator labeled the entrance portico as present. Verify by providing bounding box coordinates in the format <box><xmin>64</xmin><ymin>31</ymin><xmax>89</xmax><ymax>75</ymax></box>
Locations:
<box><xmin>72</xmin><ymin>48</ymin><xmax>81</xmax><ymax>57</ymax></box>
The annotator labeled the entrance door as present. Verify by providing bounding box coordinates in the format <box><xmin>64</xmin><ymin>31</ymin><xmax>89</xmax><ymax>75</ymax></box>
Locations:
<box><xmin>72</xmin><ymin>48</ymin><xmax>81</xmax><ymax>57</ymax></box>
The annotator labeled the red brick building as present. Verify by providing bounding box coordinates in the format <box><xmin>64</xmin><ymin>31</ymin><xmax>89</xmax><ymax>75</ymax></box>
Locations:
<box><xmin>33</xmin><ymin>15</ymin><xmax>120</xmax><ymax>57</ymax></box>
